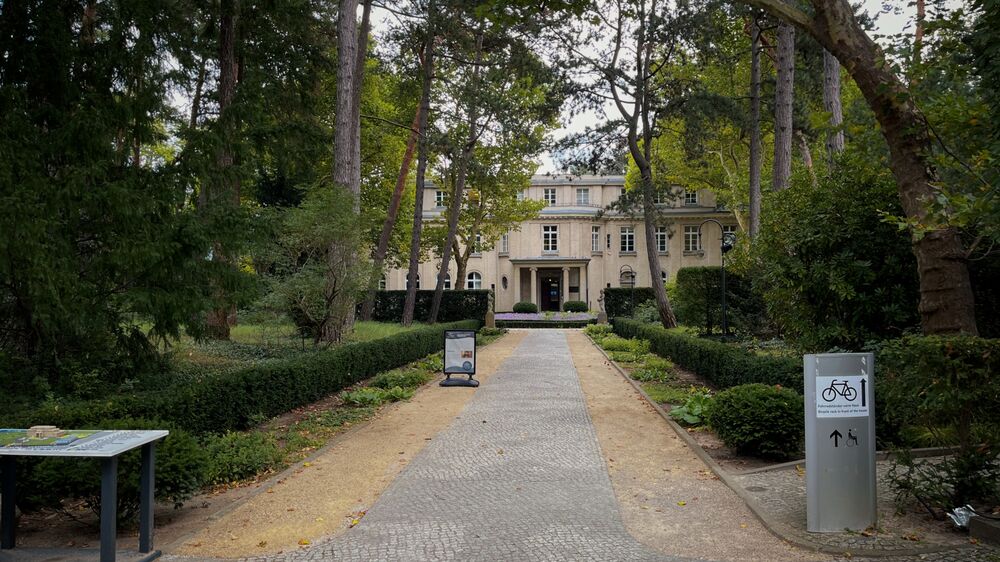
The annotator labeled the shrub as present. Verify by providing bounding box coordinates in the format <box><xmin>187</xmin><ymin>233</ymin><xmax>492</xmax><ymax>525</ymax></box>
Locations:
<box><xmin>4</xmin><ymin>320</ymin><xmax>480</xmax><ymax>434</ymax></box>
<box><xmin>670</xmin><ymin>391</ymin><xmax>713</xmax><ymax>426</ymax></box>
<box><xmin>512</xmin><ymin>301</ymin><xmax>538</xmax><ymax>313</ymax></box>
<box><xmin>706</xmin><ymin>384</ymin><xmax>804</xmax><ymax>460</ymax></box>
<box><xmin>879</xmin><ymin>335</ymin><xmax>1000</xmax><ymax>510</ymax></box>
<box><xmin>342</xmin><ymin>387</ymin><xmax>388</xmax><ymax>407</ymax></box>
<box><xmin>673</xmin><ymin>267</ymin><xmax>761</xmax><ymax>335</ymax></box>
<box><xmin>612</xmin><ymin>318</ymin><xmax>802</xmax><ymax>392</ymax></box>
<box><xmin>562</xmin><ymin>300</ymin><xmax>587</xmax><ymax>312</ymax></box>
<box><xmin>369</xmin><ymin>290</ymin><xmax>491</xmax><ymax>323</ymax></box>
<box><xmin>370</xmin><ymin>369</ymin><xmax>431</xmax><ymax>390</ymax></box>
<box><xmin>18</xmin><ymin>418</ymin><xmax>207</xmax><ymax>520</ymax></box>
<box><xmin>631</xmin><ymin>301</ymin><xmax>660</xmax><ymax>324</ymax></box>
<box><xmin>602</xmin><ymin>287</ymin><xmax>656</xmax><ymax>317</ymax></box>
<box><xmin>203</xmin><ymin>432</ymin><xmax>284</xmax><ymax>485</ymax></box>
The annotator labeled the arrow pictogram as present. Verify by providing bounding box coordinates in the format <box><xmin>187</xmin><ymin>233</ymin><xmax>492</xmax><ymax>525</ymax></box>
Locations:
<box><xmin>860</xmin><ymin>379</ymin><xmax>867</xmax><ymax>407</ymax></box>
<box><xmin>830</xmin><ymin>430</ymin><xmax>842</xmax><ymax>447</ymax></box>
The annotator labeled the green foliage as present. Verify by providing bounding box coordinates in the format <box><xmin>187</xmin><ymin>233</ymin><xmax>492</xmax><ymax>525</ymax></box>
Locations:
<box><xmin>887</xmin><ymin>449</ymin><xmax>1000</xmax><ymax>516</ymax></box>
<box><xmin>599</xmin><ymin>336</ymin><xmax>649</xmax><ymax>353</ymax></box>
<box><xmin>631</xmin><ymin>302</ymin><xmax>661</xmax><ymax>324</ymax></box>
<box><xmin>669</xmin><ymin>390</ymin><xmax>713</xmax><ymax>426</ymax></box>
<box><xmin>706</xmin><ymin>384</ymin><xmax>804</xmax><ymax>460</ymax></box>
<box><xmin>644</xmin><ymin>384</ymin><xmax>711</xmax><ymax>406</ymax></box>
<box><xmin>342</xmin><ymin>387</ymin><xmax>389</xmax><ymax>407</ymax></box>
<box><xmin>371</xmin><ymin>290</ymin><xmax>491</xmax><ymax>322</ymax></box>
<box><xmin>612</xmin><ymin>318</ymin><xmax>802</xmax><ymax>391</ymax></box>
<box><xmin>370</xmin><ymin>369</ymin><xmax>432</xmax><ymax>390</ymax></box>
<box><xmin>19</xmin><ymin>419</ymin><xmax>206</xmax><ymax>520</ymax></box>
<box><xmin>562</xmin><ymin>300</ymin><xmax>588</xmax><ymax>312</ymax></box>
<box><xmin>512</xmin><ymin>301</ymin><xmax>539</xmax><ymax>313</ymax></box>
<box><xmin>5</xmin><ymin>321</ymin><xmax>479</xmax><ymax>434</ymax></box>
<box><xmin>583</xmin><ymin>324</ymin><xmax>614</xmax><ymax>341</ymax></box>
<box><xmin>736</xmin><ymin>154</ymin><xmax>919</xmax><ymax>350</ymax></box>
<box><xmin>477</xmin><ymin>327</ymin><xmax>508</xmax><ymax>338</ymax></box>
<box><xmin>672</xmin><ymin>267</ymin><xmax>763</xmax><ymax>335</ymax></box>
<box><xmin>383</xmin><ymin>386</ymin><xmax>415</xmax><ymax>402</ymax></box>
<box><xmin>203</xmin><ymin>432</ymin><xmax>284</xmax><ymax>485</ymax></box>
<box><xmin>602</xmin><ymin>288</ymin><xmax>657</xmax><ymax>318</ymax></box>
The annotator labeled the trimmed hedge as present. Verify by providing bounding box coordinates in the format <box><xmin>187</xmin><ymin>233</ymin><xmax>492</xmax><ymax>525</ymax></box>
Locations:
<box><xmin>496</xmin><ymin>319</ymin><xmax>595</xmax><ymax>329</ymax></box>
<box><xmin>562</xmin><ymin>300</ymin><xmax>587</xmax><ymax>312</ymax></box>
<box><xmin>603</xmin><ymin>287</ymin><xmax>656</xmax><ymax>318</ymax></box>
<box><xmin>369</xmin><ymin>290</ymin><xmax>490</xmax><ymax>322</ymax></box>
<box><xmin>513</xmin><ymin>301</ymin><xmax>538</xmax><ymax>313</ymax></box>
<box><xmin>706</xmin><ymin>384</ymin><xmax>804</xmax><ymax>459</ymax></box>
<box><xmin>611</xmin><ymin>318</ymin><xmax>801</xmax><ymax>392</ymax></box>
<box><xmin>8</xmin><ymin>320</ymin><xmax>479</xmax><ymax>434</ymax></box>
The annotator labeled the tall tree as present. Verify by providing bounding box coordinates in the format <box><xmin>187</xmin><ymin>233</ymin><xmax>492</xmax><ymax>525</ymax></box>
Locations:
<box><xmin>822</xmin><ymin>49</ymin><xmax>845</xmax><ymax>165</ymax></box>
<box><xmin>748</xmin><ymin>16</ymin><xmax>763</xmax><ymax>237</ymax></box>
<box><xmin>402</xmin><ymin>0</ymin><xmax>437</xmax><ymax>327</ymax></box>
<box><xmin>772</xmin><ymin>21</ymin><xmax>794</xmax><ymax>191</ymax></box>
<box><xmin>739</xmin><ymin>0</ymin><xmax>979</xmax><ymax>335</ymax></box>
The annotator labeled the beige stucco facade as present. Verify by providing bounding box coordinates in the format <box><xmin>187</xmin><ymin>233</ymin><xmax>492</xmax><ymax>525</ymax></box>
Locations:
<box><xmin>385</xmin><ymin>175</ymin><xmax>737</xmax><ymax>312</ymax></box>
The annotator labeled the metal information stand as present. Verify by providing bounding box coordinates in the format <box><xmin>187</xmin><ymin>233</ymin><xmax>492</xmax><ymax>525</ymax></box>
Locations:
<box><xmin>1</xmin><ymin>429</ymin><xmax>169</xmax><ymax>561</ymax></box>
<box><xmin>804</xmin><ymin>354</ymin><xmax>876</xmax><ymax>532</ymax></box>
<box><xmin>441</xmin><ymin>330</ymin><xmax>478</xmax><ymax>387</ymax></box>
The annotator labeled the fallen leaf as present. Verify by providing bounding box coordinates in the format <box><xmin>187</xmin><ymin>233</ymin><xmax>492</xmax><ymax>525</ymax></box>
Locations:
<box><xmin>298</xmin><ymin>539</ymin><xmax>311</xmax><ymax>546</ymax></box>
<box><xmin>257</xmin><ymin>541</ymin><xmax>268</xmax><ymax>548</ymax></box>
<box><xmin>677</xmin><ymin>501</ymin><xmax>686</xmax><ymax>506</ymax></box>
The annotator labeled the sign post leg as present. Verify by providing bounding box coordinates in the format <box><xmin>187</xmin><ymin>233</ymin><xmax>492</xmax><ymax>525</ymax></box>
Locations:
<box><xmin>1</xmin><ymin>457</ymin><xmax>15</xmax><ymax>550</ymax></box>
<box><xmin>139</xmin><ymin>443</ymin><xmax>156</xmax><ymax>553</ymax></box>
<box><xmin>101</xmin><ymin>456</ymin><xmax>118</xmax><ymax>562</ymax></box>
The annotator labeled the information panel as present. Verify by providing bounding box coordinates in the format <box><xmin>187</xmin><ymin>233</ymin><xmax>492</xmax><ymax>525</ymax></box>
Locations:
<box><xmin>444</xmin><ymin>330</ymin><xmax>476</xmax><ymax>375</ymax></box>
<box><xmin>0</xmin><ymin>429</ymin><xmax>169</xmax><ymax>458</ymax></box>
<box><xmin>804</xmin><ymin>353</ymin><xmax>876</xmax><ymax>533</ymax></box>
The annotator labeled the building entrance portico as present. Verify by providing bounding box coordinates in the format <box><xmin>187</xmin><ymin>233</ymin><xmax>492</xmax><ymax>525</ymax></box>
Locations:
<box><xmin>511</xmin><ymin>258</ymin><xmax>590</xmax><ymax>310</ymax></box>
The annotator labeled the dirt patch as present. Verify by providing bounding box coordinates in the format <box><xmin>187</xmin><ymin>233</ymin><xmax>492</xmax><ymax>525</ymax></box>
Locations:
<box><xmin>166</xmin><ymin>330</ymin><xmax>525</xmax><ymax>558</ymax></box>
<box><xmin>683</xmin><ymin>425</ymin><xmax>777</xmax><ymax>473</ymax></box>
<box><xmin>566</xmin><ymin>331</ymin><xmax>829</xmax><ymax>562</ymax></box>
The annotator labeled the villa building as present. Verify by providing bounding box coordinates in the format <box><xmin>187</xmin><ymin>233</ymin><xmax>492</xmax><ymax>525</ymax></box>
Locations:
<box><xmin>383</xmin><ymin>175</ymin><xmax>738</xmax><ymax>312</ymax></box>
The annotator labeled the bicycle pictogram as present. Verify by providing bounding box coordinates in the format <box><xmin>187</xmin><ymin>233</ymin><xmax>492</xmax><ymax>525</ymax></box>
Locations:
<box><xmin>821</xmin><ymin>379</ymin><xmax>857</xmax><ymax>402</ymax></box>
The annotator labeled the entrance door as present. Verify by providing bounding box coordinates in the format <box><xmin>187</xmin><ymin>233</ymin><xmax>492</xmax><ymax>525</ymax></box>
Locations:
<box><xmin>540</xmin><ymin>276</ymin><xmax>561</xmax><ymax>311</ymax></box>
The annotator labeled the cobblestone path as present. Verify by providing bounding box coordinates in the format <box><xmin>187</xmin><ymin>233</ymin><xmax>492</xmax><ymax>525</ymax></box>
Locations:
<box><xmin>229</xmin><ymin>330</ymin><xmax>684</xmax><ymax>562</ymax></box>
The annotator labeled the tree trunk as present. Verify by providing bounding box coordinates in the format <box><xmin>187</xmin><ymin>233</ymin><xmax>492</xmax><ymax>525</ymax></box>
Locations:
<box><xmin>428</xmin><ymin>29</ymin><xmax>484</xmax><ymax>325</ymax></box>
<box><xmin>402</xmin><ymin>0</ymin><xmax>436</xmax><ymax>327</ymax></box>
<box><xmin>322</xmin><ymin>0</ymin><xmax>361</xmax><ymax>342</ymax></box>
<box><xmin>772</xmin><ymin>22</ymin><xmax>795</xmax><ymax>191</ymax></box>
<box><xmin>359</xmin><ymin>103</ymin><xmax>422</xmax><ymax>321</ymax></box>
<box><xmin>821</xmin><ymin>49</ymin><xmax>844</xmax><ymax>166</ymax></box>
<box><xmin>206</xmin><ymin>0</ymin><xmax>241</xmax><ymax>340</ymax></box>
<box><xmin>748</xmin><ymin>17</ymin><xmax>763</xmax><ymax>238</ymax></box>
<box><xmin>796</xmin><ymin>130</ymin><xmax>817</xmax><ymax>187</ymax></box>
<box><xmin>741</xmin><ymin>0</ymin><xmax>979</xmax><ymax>335</ymax></box>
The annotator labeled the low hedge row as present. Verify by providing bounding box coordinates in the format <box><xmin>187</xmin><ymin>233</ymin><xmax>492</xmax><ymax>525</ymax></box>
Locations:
<box><xmin>611</xmin><ymin>318</ymin><xmax>802</xmax><ymax>392</ymax></box>
<box><xmin>8</xmin><ymin>320</ymin><xmax>480</xmax><ymax>434</ymax></box>
<box><xmin>496</xmin><ymin>319</ymin><xmax>596</xmax><ymax>329</ymax></box>
<box><xmin>369</xmin><ymin>290</ymin><xmax>490</xmax><ymax>322</ymax></box>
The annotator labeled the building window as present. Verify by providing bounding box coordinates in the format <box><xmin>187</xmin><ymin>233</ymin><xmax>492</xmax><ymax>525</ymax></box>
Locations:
<box><xmin>501</xmin><ymin>275</ymin><xmax>508</xmax><ymax>290</ymax></box>
<box><xmin>576</xmin><ymin>188</ymin><xmax>590</xmax><ymax>205</ymax></box>
<box><xmin>722</xmin><ymin>224</ymin><xmax>738</xmax><ymax>237</ymax></box>
<box><xmin>378</xmin><ymin>275</ymin><xmax>386</xmax><ymax>290</ymax></box>
<box><xmin>684</xmin><ymin>225</ymin><xmax>702</xmax><ymax>252</ymax></box>
<box><xmin>406</xmin><ymin>273</ymin><xmax>420</xmax><ymax>289</ymax></box>
<box><xmin>472</xmin><ymin>233</ymin><xmax>482</xmax><ymax>256</ymax></box>
<box><xmin>620</xmin><ymin>226</ymin><xmax>635</xmax><ymax>253</ymax></box>
<box><xmin>435</xmin><ymin>190</ymin><xmax>446</xmax><ymax>207</ymax></box>
<box><xmin>607</xmin><ymin>233</ymin><xmax>611</xmax><ymax>249</ymax></box>
<box><xmin>444</xmin><ymin>273</ymin><xmax>451</xmax><ymax>290</ymax></box>
<box><xmin>500</xmin><ymin>232</ymin><xmax>509</xmax><ymax>254</ymax></box>
<box><xmin>591</xmin><ymin>226</ymin><xmax>601</xmax><ymax>253</ymax></box>
<box><xmin>466</xmin><ymin>271</ymin><xmax>482</xmax><ymax>289</ymax></box>
<box><xmin>544</xmin><ymin>188</ymin><xmax>556</xmax><ymax>206</ymax></box>
<box><xmin>655</xmin><ymin>189</ymin><xmax>668</xmax><ymax>205</ymax></box>
<box><xmin>684</xmin><ymin>189</ymin><xmax>698</xmax><ymax>206</ymax></box>
<box><xmin>542</xmin><ymin>225</ymin><xmax>558</xmax><ymax>253</ymax></box>
<box><xmin>516</xmin><ymin>190</ymin><xmax>525</xmax><ymax>202</ymax></box>
<box><xmin>661</xmin><ymin>270</ymin><xmax>668</xmax><ymax>284</ymax></box>
<box><xmin>655</xmin><ymin>226</ymin><xmax>668</xmax><ymax>253</ymax></box>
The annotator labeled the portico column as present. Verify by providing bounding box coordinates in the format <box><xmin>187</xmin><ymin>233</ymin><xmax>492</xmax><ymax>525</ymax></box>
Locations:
<box><xmin>561</xmin><ymin>267</ymin><xmax>570</xmax><ymax>307</ymax></box>
<box><xmin>580</xmin><ymin>265</ymin><xmax>588</xmax><ymax>308</ymax></box>
<box><xmin>513</xmin><ymin>265</ymin><xmax>520</xmax><ymax>304</ymax></box>
<box><xmin>529</xmin><ymin>267</ymin><xmax>538</xmax><ymax>305</ymax></box>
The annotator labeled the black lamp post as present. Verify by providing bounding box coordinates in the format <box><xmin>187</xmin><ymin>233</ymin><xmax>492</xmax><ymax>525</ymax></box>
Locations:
<box><xmin>697</xmin><ymin>219</ymin><xmax>736</xmax><ymax>337</ymax></box>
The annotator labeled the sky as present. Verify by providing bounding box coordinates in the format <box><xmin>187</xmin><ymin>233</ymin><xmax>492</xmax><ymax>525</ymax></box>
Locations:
<box><xmin>369</xmin><ymin>0</ymin><xmax>935</xmax><ymax>175</ymax></box>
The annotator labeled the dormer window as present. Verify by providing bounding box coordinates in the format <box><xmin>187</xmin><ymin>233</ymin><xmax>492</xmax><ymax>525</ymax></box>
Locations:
<box><xmin>544</xmin><ymin>188</ymin><xmax>556</xmax><ymax>206</ymax></box>
<box><xmin>684</xmin><ymin>190</ymin><xmax>699</xmax><ymax>206</ymax></box>
<box><xmin>576</xmin><ymin>188</ymin><xmax>590</xmax><ymax>205</ymax></box>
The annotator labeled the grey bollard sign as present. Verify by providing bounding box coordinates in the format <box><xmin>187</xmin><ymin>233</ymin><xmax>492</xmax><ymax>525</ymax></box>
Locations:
<box><xmin>804</xmin><ymin>353</ymin><xmax>876</xmax><ymax>533</ymax></box>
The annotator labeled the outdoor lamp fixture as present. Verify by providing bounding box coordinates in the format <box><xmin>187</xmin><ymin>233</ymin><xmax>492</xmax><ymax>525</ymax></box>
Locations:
<box><xmin>697</xmin><ymin>219</ymin><xmax>737</xmax><ymax>338</ymax></box>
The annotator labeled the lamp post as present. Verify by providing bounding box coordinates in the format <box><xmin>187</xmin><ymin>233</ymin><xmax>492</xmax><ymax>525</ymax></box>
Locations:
<box><xmin>697</xmin><ymin>219</ymin><xmax>736</xmax><ymax>337</ymax></box>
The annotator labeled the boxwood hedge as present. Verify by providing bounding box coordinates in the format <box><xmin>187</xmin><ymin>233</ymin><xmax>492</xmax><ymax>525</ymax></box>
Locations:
<box><xmin>611</xmin><ymin>318</ymin><xmax>801</xmax><ymax>392</ymax></box>
<box><xmin>8</xmin><ymin>320</ymin><xmax>479</xmax><ymax>434</ymax></box>
<box><xmin>369</xmin><ymin>290</ymin><xmax>490</xmax><ymax>322</ymax></box>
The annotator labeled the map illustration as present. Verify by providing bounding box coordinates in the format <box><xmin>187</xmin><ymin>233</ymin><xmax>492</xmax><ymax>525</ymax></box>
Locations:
<box><xmin>0</xmin><ymin>428</ymin><xmax>101</xmax><ymax>449</ymax></box>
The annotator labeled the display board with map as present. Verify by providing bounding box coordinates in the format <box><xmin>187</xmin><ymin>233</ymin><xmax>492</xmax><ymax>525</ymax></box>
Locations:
<box><xmin>0</xmin><ymin>428</ymin><xmax>169</xmax><ymax>458</ymax></box>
